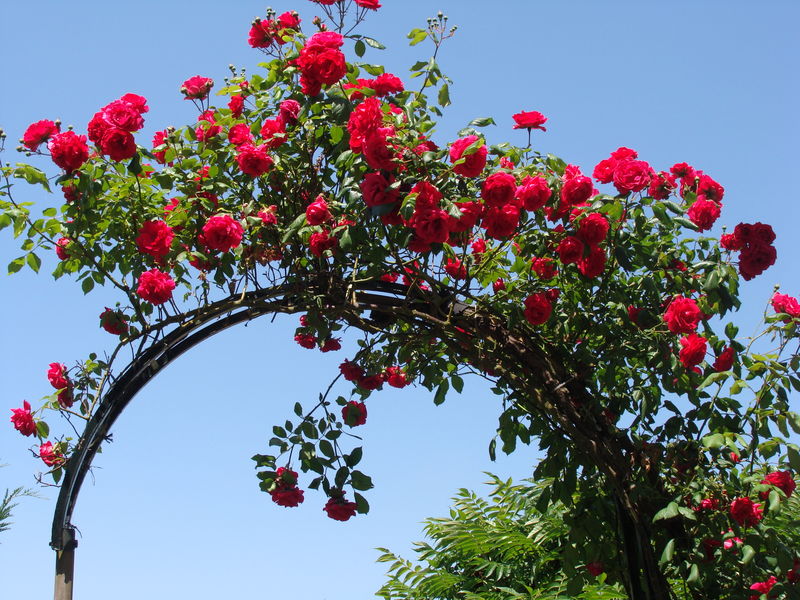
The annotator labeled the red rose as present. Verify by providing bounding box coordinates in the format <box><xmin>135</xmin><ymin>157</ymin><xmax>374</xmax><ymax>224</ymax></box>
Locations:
<box><xmin>323</xmin><ymin>493</ymin><xmax>358</xmax><ymax>521</ymax></box>
<box><xmin>136</xmin><ymin>269</ymin><xmax>176</xmax><ymax>305</ymax></box>
<box><xmin>194</xmin><ymin>110</ymin><xmax>221</xmax><ymax>142</ymax></box>
<box><xmin>23</xmin><ymin>119</ymin><xmax>60</xmax><ymax>151</ymax></box>
<box><xmin>359</xmin><ymin>373</ymin><xmax>384</xmax><ymax>391</ymax></box>
<box><xmin>201</xmin><ymin>214</ymin><xmax>243</xmax><ymax>252</ymax></box>
<box><xmin>576</xmin><ymin>213</ymin><xmax>610</xmax><ymax>246</ymax></box>
<box><xmin>613</xmin><ymin>159</ymin><xmax>653</xmax><ymax>194</ymax></box>
<box><xmin>270</xmin><ymin>486</ymin><xmax>305</xmax><ymax>508</ymax></box>
<box><xmin>101</xmin><ymin>99</ymin><xmax>144</xmax><ymax>132</ymax></box>
<box><xmin>585</xmin><ymin>562</ymin><xmax>604</xmax><ymax>577</ymax></box>
<box><xmin>347</xmin><ymin>97</ymin><xmax>384</xmax><ymax>153</ymax></box>
<box><xmin>524</xmin><ymin>293</ymin><xmax>553</xmax><ymax>325</ymax></box>
<box><xmin>342</xmin><ymin>401</ymin><xmax>368</xmax><ymax>426</ymax></box>
<box><xmin>321</xmin><ymin>338</ymin><xmax>341</xmax><ymax>353</ymax></box>
<box><xmin>340</xmin><ymin>360</ymin><xmax>365</xmax><ymax>382</ymax></box>
<box><xmin>749</xmin><ymin>576</ymin><xmax>778</xmax><ymax>600</ymax></box>
<box><xmin>444</xmin><ymin>258</ymin><xmax>467</xmax><ymax>280</ymax></box>
<box><xmin>771</xmin><ymin>293</ymin><xmax>800</xmax><ymax>318</ymax></box>
<box><xmin>136</xmin><ymin>220</ymin><xmax>174</xmax><ymax>260</ymax></box>
<box><xmin>713</xmin><ymin>346</ymin><xmax>735</xmax><ymax>371</ymax></box>
<box><xmin>696</xmin><ymin>174</ymin><xmax>724</xmax><ymax>203</ymax></box>
<box><xmin>720</xmin><ymin>232</ymin><xmax>743</xmax><ymax>251</ymax></box>
<box><xmin>482</xmin><ymin>204</ymin><xmax>520</xmax><ymax>239</ymax></box>
<box><xmin>99</xmin><ymin>128</ymin><xmax>137</xmax><ymax>162</ymax></box>
<box><xmin>729</xmin><ymin>497</ymin><xmax>763</xmax><ymax>527</ymax></box>
<box><xmin>354</xmin><ymin>0</ymin><xmax>381</xmax><ymax>8</ymax></box>
<box><xmin>55</xmin><ymin>237</ymin><xmax>72</xmax><ymax>261</ymax></box>
<box><xmin>449</xmin><ymin>135</ymin><xmax>487</xmax><ymax>178</ymax></box>
<box><xmin>410</xmin><ymin>207</ymin><xmax>450</xmax><ymax>245</ymax></box>
<box><xmin>152</xmin><ymin>130</ymin><xmax>169</xmax><ymax>164</ymax></box>
<box><xmin>385</xmin><ymin>366</ymin><xmax>409</xmax><ymax>388</ymax></box>
<box><xmin>294</xmin><ymin>333</ymin><xmax>317</xmax><ymax>349</ymax></box>
<box><xmin>531</xmin><ymin>257</ymin><xmax>558</xmax><ymax>280</ymax></box>
<box><xmin>47</xmin><ymin>362</ymin><xmax>69</xmax><ymax>390</ymax></box>
<box><xmin>577</xmin><ymin>245</ymin><xmax>606</xmax><ymax>279</ymax></box>
<box><xmin>228</xmin><ymin>95</ymin><xmax>245</xmax><ymax>118</ymax></box>
<box><xmin>279</xmin><ymin>99</ymin><xmax>301</xmax><ymax>124</ymax></box>
<box><xmin>120</xmin><ymin>93</ymin><xmax>149</xmax><ymax>114</ymax></box>
<box><xmin>515</xmin><ymin>175</ymin><xmax>551</xmax><ymax>211</ymax></box>
<box><xmin>360</xmin><ymin>173</ymin><xmax>398</xmax><ymax>207</ymax></box>
<box><xmin>493</xmin><ymin>278</ymin><xmax>506</xmax><ymax>293</ymax></box>
<box><xmin>687</xmin><ymin>197</ymin><xmax>721</xmax><ymax>231</ymax></box>
<box><xmin>295</xmin><ymin>32</ymin><xmax>347</xmax><ymax>96</ymax></box>
<box><xmin>663</xmin><ymin>296</ymin><xmax>702</xmax><ymax>334</ymax></box>
<box><xmin>373</xmin><ymin>73</ymin><xmax>404</xmax><ymax>96</ymax></box>
<box><xmin>363</xmin><ymin>128</ymin><xmax>398</xmax><ymax>171</ymax></box>
<box><xmin>100</xmin><ymin>308</ymin><xmax>128</xmax><ymax>335</ymax></box>
<box><xmin>228</xmin><ymin>123</ymin><xmax>253</xmax><ymax>146</ymax></box>
<box><xmin>38</xmin><ymin>441</ymin><xmax>64</xmax><ymax>467</ymax></box>
<box><xmin>305</xmin><ymin>196</ymin><xmax>332</xmax><ymax>226</ymax></box>
<box><xmin>557</xmin><ymin>236</ymin><xmax>584</xmax><ymax>265</ymax></box>
<box><xmin>592</xmin><ymin>157</ymin><xmax>617</xmax><ymax>184</ymax></box>
<box><xmin>648</xmin><ymin>171</ymin><xmax>677</xmax><ymax>200</ymax></box>
<box><xmin>761</xmin><ymin>470</ymin><xmax>796</xmax><ymax>498</ymax></box>
<box><xmin>10</xmin><ymin>401</ymin><xmax>37</xmax><ymax>437</ymax></box>
<box><xmin>181</xmin><ymin>75</ymin><xmax>214</xmax><ymax>100</ymax></box>
<box><xmin>561</xmin><ymin>165</ymin><xmax>594</xmax><ymax>206</ymax></box>
<box><xmin>236</xmin><ymin>144</ymin><xmax>273</xmax><ymax>177</ymax></box>
<box><xmin>481</xmin><ymin>172</ymin><xmax>517</xmax><ymax>208</ymax></box>
<box><xmin>309</xmin><ymin>230</ymin><xmax>338</xmax><ymax>257</ymax></box>
<box><xmin>739</xmin><ymin>243</ymin><xmax>777</xmax><ymax>281</ymax></box>
<box><xmin>47</xmin><ymin>131</ymin><xmax>89</xmax><ymax>172</ymax></box>
<box><xmin>679</xmin><ymin>333</ymin><xmax>707</xmax><ymax>368</ymax></box>
<box><xmin>512</xmin><ymin>110</ymin><xmax>547</xmax><ymax>131</ymax></box>
<box><xmin>260</xmin><ymin>118</ymin><xmax>286</xmax><ymax>149</ymax></box>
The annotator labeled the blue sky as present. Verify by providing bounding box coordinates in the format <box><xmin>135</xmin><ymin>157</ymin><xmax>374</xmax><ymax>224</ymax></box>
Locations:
<box><xmin>1</xmin><ymin>1</ymin><xmax>799</xmax><ymax>598</ymax></box>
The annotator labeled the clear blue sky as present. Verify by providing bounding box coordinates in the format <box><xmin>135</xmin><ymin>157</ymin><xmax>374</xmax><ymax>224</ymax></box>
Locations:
<box><xmin>1</xmin><ymin>1</ymin><xmax>799</xmax><ymax>598</ymax></box>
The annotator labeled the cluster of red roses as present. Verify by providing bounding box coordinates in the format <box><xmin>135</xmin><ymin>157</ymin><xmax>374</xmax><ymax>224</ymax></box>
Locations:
<box><xmin>721</xmin><ymin>222</ymin><xmax>778</xmax><ymax>281</ymax></box>
<box><xmin>339</xmin><ymin>359</ymin><xmax>409</xmax><ymax>392</ymax></box>
<box><xmin>21</xmin><ymin>121</ymin><xmax>88</xmax><ymax>173</ymax></box>
<box><xmin>248</xmin><ymin>10</ymin><xmax>301</xmax><ymax>49</ymax></box>
<box><xmin>295</xmin><ymin>31</ymin><xmax>348</xmax><ymax>96</ymax></box>
<box><xmin>47</xmin><ymin>362</ymin><xmax>73</xmax><ymax>408</ymax></box>
<box><xmin>312</xmin><ymin>0</ymin><xmax>381</xmax><ymax>9</ymax></box>
<box><xmin>662</xmin><ymin>296</ymin><xmax>735</xmax><ymax>372</ymax></box>
<box><xmin>269</xmin><ymin>467</ymin><xmax>305</xmax><ymax>508</ymax></box>
<box><xmin>322</xmin><ymin>489</ymin><xmax>358</xmax><ymax>522</ymax></box>
<box><xmin>87</xmin><ymin>94</ymin><xmax>149</xmax><ymax>162</ymax></box>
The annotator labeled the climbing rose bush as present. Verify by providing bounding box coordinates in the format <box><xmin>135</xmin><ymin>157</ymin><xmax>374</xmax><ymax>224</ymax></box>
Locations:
<box><xmin>2</xmin><ymin>3</ymin><xmax>799</xmax><ymax>598</ymax></box>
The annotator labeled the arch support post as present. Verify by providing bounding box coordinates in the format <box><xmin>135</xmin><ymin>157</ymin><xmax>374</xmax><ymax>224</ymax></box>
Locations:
<box><xmin>54</xmin><ymin>526</ymin><xmax>76</xmax><ymax>600</ymax></box>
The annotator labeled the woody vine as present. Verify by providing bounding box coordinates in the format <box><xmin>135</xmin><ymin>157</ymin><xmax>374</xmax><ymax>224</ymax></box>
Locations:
<box><xmin>3</xmin><ymin>2</ymin><xmax>800</xmax><ymax>599</ymax></box>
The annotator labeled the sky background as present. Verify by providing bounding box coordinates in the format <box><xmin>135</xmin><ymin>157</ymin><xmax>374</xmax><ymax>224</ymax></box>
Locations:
<box><xmin>1</xmin><ymin>1</ymin><xmax>799</xmax><ymax>598</ymax></box>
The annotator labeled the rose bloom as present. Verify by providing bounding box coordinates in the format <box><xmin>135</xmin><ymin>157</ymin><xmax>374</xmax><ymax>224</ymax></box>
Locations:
<box><xmin>279</xmin><ymin>99</ymin><xmax>301</xmax><ymax>124</ymax></box>
<box><xmin>749</xmin><ymin>576</ymin><xmax>777</xmax><ymax>600</ymax></box>
<box><xmin>524</xmin><ymin>292</ymin><xmax>553</xmax><ymax>325</ymax></box>
<box><xmin>771</xmin><ymin>292</ymin><xmax>800</xmax><ymax>318</ymax></box>
<box><xmin>481</xmin><ymin>172</ymin><xmax>517</xmax><ymax>208</ymax></box>
<box><xmin>739</xmin><ymin>243</ymin><xmax>777</xmax><ymax>281</ymax></box>
<box><xmin>363</xmin><ymin>128</ymin><xmax>397</xmax><ymax>171</ymax></box>
<box><xmin>294</xmin><ymin>333</ymin><xmax>317</xmax><ymax>349</ymax></box>
<box><xmin>201</xmin><ymin>214</ymin><xmax>244</xmax><ymax>253</ymax></box>
<box><xmin>678</xmin><ymin>333</ymin><xmax>707</xmax><ymax>368</ymax></box>
<box><xmin>516</xmin><ymin>175</ymin><xmax>551</xmax><ymax>211</ymax></box>
<box><xmin>492</xmin><ymin>278</ymin><xmax>506</xmax><ymax>293</ymax></box>
<box><xmin>761</xmin><ymin>470</ymin><xmax>796</xmax><ymax>498</ymax></box>
<box><xmin>136</xmin><ymin>220</ymin><xmax>174</xmax><ymax>260</ymax></box>
<box><xmin>613</xmin><ymin>159</ymin><xmax>652</xmax><ymax>194</ymax></box>
<box><xmin>152</xmin><ymin>130</ymin><xmax>169</xmax><ymax>164</ymax></box>
<box><xmin>449</xmin><ymin>135</ymin><xmax>488</xmax><ymax>178</ymax></box>
<box><xmin>576</xmin><ymin>212</ymin><xmax>610</xmax><ymax>246</ymax></box>
<box><xmin>561</xmin><ymin>165</ymin><xmax>594</xmax><ymax>206</ymax></box>
<box><xmin>306</xmin><ymin>196</ymin><xmax>332</xmax><ymax>225</ymax></box>
<box><xmin>23</xmin><ymin>119</ymin><xmax>60</xmax><ymax>151</ymax></box>
<box><xmin>729</xmin><ymin>497</ymin><xmax>763</xmax><ymax>527</ymax></box>
<box><xmin>320</xmin><ymin>338</ymin><xmax>341</xmax><ymax>353</ymax></box>
<box><xmin>359</xmin><ymin>373</ymin><xmax>384</xmax><ymax>391</ymax></box>
<box><xmin>55</xmin><ymin>237</ymin><xmax>72</xmax><ymax>261</ymax></box>
<box><xmin>228</xmin><ymin>123</ymin><xmax>253</xmax><ymax>146</ymax></box>
<box><xmin>557</xmin><ymin>236</ymin><xmax>585</xmax><ymax>265</ymax></box>
<box><xmin>236</xmin><ymin>144</ymin><xmax>273</xmax><ymax>177</ymax></box>
<box><xmin>309</xmin><ymin>230</ymin><xmax>338</xmax><ymax>257</ymax></box>
<box><xmin>181</xmin><ymin>75</ymin><xmax>214</xmax><ymax>100</ymax></box>
<box><xmin>585</xmin><ymin>562</ymin><xmax>604</xmax><ymax>577</ymax></box>
<box><xmin>361</xmin><ymin>172</ymin><xmax>398</xmax><ymax>207</ymax></box>
<box><xmin>228</xmin><ymin>95</ymin><xmax>245</xmax><ymax>118</ymax></box>
<box><xmin>270</xmin><ymin>486</ymin><xmax>304</xmax><ymax>508</ymax></box>
<box><xmin>136</xmin><ymin>269</ymin><xmax>176</xmax><ymax>305</ymax></box>
<box><xmin>100</xmin><ymin>308</ymin><xmax>128</xmax><ymax>335</ymax></box>
<box><xmin>444</xmin><ymin>258</ymin><xmax>467</xmax><ymax>280</ymax></box>
<box><xmin>373</xmin><ymin>73</ymin><xmax>404</xmax><ymax>96</ymax></box>
<box><xmin>531</xmin><ymin>257</ymin><xmax>558</xmax><ymax>280</ymax></box>
<box><xmin>99</xmin><ymin>128</ymin><xmax>137</xmax><ymax>162</ymax></box>
<box><xmin>47</xmin><ymin>131</ymin><xmax>89</xmax><ymax>172</ymax></box>
<box><xmin>101</xmin><ymin>99</ymin><xmax>144</xmax><ymax>132</ymax></box>
<box><xmin>512</xmin><ymin>110</ymin><xmax>547</xmax><ymax>131</ymax></box>
<box><xmin>410</xmin><ymin>207</ymin><xmax>450</xmax><ymax>245</ymax></box>
<box><xmin>47</xmin><ymin>362</ymin><xmax>69</xmax><ymax>390</ymax></box>
<box><xmin>577</xmin><ymin>245</ymin><xmax>606</xmax><ymax>279</ymax></box>
<box><xmin>39</xmin><ymin>441</ymin><xmax>64</xmax><ymax>467</ymax></box>
<box><xmin>482</xmin><ymin>204</ymin><xmax>520</xmax><ymax>239</ymax></box>
<box><xmin>342</xmin><ymin>401</ymin><xmax>368</xmax><ymax>427</ymax></box>
<box><xmin>648</xmin><ymin>171</ymin><xmax>677</xmax><ymax>200</ymax></box>
<box><xmin>354</xmin><ymin>0</ymin><xmax>381</xmax><ymax>9</ymax></box>
<box><xmin>713</xmin><ymin>346</ymin><xmax>735</xmax><ymax>372</ymax></box>
<box><xmin>323</xmin><ymin>494</ymin><xmax>358</xmax><ymax>521</ymax></box>
<box><xmin>10</xmin><ymin>401</ymin><xmax>37</xmax><ymax>437</ymax></box>
<box><xmin>339</xmin><ymin>360</ymin><xmax>365</xmax><ymax>382</ymax></box>
<box><xmin>687</xmin><ymin>197</ymin><xmax>721</xmax><ymax>232</ymax></box>
<box><xmin>295</xmin><ymin>32</ymin><xmax>347</xmax><ymax>96</ymax></box>
<box><xmin>720</xmin><ymin>232</ymin><xmax>743</xmax><ymax>251</ymax></box>
<box><xmin>385</xmin><ymin>366</ymin><xmax>409</xmax><ymax>388</ymax></box>
<box><xmin>663</xmin><ymin>296</ymin><xmax>702</xmax><ymax>334</ymax></box>
<box><xmin>260</xmin><ymin>118</ymin><xmax>286</xmax><ymax>149</ymax></box>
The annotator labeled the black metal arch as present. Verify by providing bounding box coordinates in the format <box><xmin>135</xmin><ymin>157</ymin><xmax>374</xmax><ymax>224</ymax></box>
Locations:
<box><xmin>50</xmin><ymin>280</ymin><xmax>426</xmax><ymax>599</ymax></box>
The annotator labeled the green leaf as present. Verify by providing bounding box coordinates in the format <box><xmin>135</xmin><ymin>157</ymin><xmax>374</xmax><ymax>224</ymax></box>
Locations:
<box><xmin>787</xmin><ymin>446</ymin><xmax>800</xmax><ymax>472</ymax></box>
<box><xmin>451</xmin><ymin>374</ymin><xmax>464</xmax><ymax>393</ymax></box>
<box><xmin>281</xmin><ymin>212</ymin><xmax>307</xmax><ymax>244</ymax></box>
<box><xmin>468</xmin><ymin>117</ymin><xmax>496</xmax><ymax>128</ymax></box>
<box><xmin>741</xmin><ymin>544</ymin><xmax>755</xmax><ymax>565</ymax></box>
<box><xmin>438</xmin><ymin>83</ymin><xmax>450</xmax><ymax>107</ymax></box>
<box><xmin>7</xmin><ymin>256</ymin><xmax>25</xmax><ymax>275</ymax></box>
<box><xmin>407</xmin><ymin>28</ymin><xmax>428</xmax><ymax>46</ymax></box>
<box><xmin>354</xmin><ymin>492</ymin><xmax>370</xmax><ymax>514</ymax></box>
<box><xmin>354</xmin><ymin>39</ymin><xmax>366</xmax><ymax>58</ymax></box>
<box><xmin>14</xmin><ymin>163</ymin><xmax>51</xmax><ymax>192</ymax></box>
<box><xmin>319</xmin><ymin>439</ymin><xmax>335</xmax><ymax>458</ymax></box>
<box><xmin>701</xmin><ymin>433</ymin><xmax>726</xmax><ymax>449</ymax></box>
<box><xmin>659</xmin><ymin>539</ymin><xmax>675</xmax><ymax>564</ymax></box>
<box><xmin>36</xmin><ymin>420</ymin><xmax>49</xmax><ymax>438</ymax></box>
<box><xmin>350</xmin><ymin>470</ymin><xmax>373</xmax><ymax>491</ymax></box>
<box><xmin>345</xmin><ymin>447</ymin><xmax>363</xmax><ymax>467</ymax></box>
<box><xmin>686</xmin><ymin>563</ymin><xmax>699</xmax><ymax>584</ymax></box>
<box><xmin>653</xmin><ymin>501</ymin><xmax>680</xmax><ymax>522</ymax></box>
<box><xmin>433</xmin><ymin>380</ymin><xmax>449</xmax><ymax>405</ymax></box>
<box><xmin>362</xmin><ymin>37</ymin><xmax>385</xmax><ymax>50</ymax></box>
<box><xmin>26</xmin><ymin>252</ymin><xmax>41</xmax><ymax>273</ymax></box>
<box><xmin>698</xmin><ymin>371</ymin><xmax>727</xmax><ymax>390</ymax></box>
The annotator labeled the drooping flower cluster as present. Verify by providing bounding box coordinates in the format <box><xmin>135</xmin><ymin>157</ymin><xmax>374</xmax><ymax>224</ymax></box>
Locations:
<box><xmin>87</xmin><ymin>93</ymin><xmax>148</xmax><ymax>162</ymax></box>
